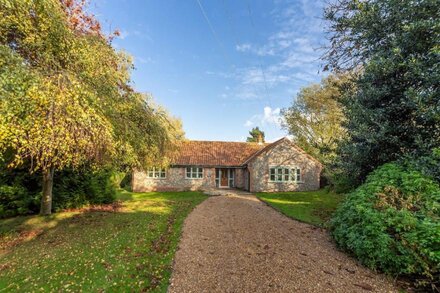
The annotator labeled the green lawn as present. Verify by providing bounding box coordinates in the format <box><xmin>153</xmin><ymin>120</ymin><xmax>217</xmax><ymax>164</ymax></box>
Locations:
<box><xmin>0</xmin><ymin>190</ymin><xmax>206</xmax><ymax>292</ymax></box>
<box><xmin>256</xmin><ymin>189</ymin><xmax>344</xmax><ymax>226</ymax></box>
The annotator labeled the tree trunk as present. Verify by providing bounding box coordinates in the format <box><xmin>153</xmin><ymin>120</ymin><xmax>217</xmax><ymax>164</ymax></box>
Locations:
<box><xmin>40</xmin><ymin>167</ymin><xmax>55</xmax><ymax>215</ymax></box>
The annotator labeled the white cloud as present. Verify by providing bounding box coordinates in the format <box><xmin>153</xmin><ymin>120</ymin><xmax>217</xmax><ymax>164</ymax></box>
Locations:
<box><xmin>228</xmin><ymin>0</ymin><xmax>326</xmax><ymax>96</ymax></box>
<box><xmin>236</xmin><ymin>43</ymin><xmax>252</xmax><ymax>52</ymax></box>
<box><xmin>236</xmin><ymin>43</ymin><xmax>275</xmax><ymax>56</ymax></box>
<box><xmin>244</xmin><ymin>106</ymin><xmax>283</xmax><ymax>128</ymax></box>
<box><xmin>204</xmin><ymin>70</ymin><xmax>235</xmax><ymax>79</ymax></box>
<box><xmin>236</xmin><ymin>88</ymin><xmax>259</xmax><ymax>100</ymax></box>
<box><xmin>208</xmin><ymin>1</ymin><xmax>327</xmax><ymax>103</ymax></box>
<box><xmin>263</xmin><ymin>106</ymin><xmax>281</xmax><ymax>125</ymax></box>
<box><xmin>244</xmin><ymin>120</ymin><xmax>253</xmax><ymax>127</ymax></box>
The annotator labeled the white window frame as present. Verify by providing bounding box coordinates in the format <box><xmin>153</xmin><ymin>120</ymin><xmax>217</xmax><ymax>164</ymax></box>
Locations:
<box><xmin>146</xmin><ymin>167</ymin><xmax>166</xmax><ymax>179</ymax></box>
<box><xmin>186</xmin><ymin>167</ymin><xmax>203</xmax><ymax>179</ymax></box>
<box><xmin>269</xmin><ymin>166</ymin><xmax>302</xmax><ymax>183</ymax></box>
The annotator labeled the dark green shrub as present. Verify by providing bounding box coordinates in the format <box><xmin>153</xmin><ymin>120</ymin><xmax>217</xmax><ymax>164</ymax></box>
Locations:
<box><xmin>119</xmin><ymin>172</ymin><xmax>132</xmax><ymax>191</ymax></box>
<box><xmin>330</xmin><ymin>163</ymin><xmax>440</xmax><ymax>286</ymax></box>
<box><xmin>0</xmin><ymin>165</ymin><xmax>118</xmax><ymax>217</ymax></box>
<box><xmin>330</xmin><ymin>171</ymin><xmax>356</xmax><ymax>194</ymax></box>
<box><xmin>402</xmin><ymin>148</ymin><xmax>440</xmax><ymax>184</ymax></box>
<box><xmin>0</xmin><ymin>184</ymin><xmax>38</xmax><ymax>218</ymax></box>
<box><xmin>52</xmin><ymin>168</ymin><xmax>117</xmax><ymax>211</ymax></box>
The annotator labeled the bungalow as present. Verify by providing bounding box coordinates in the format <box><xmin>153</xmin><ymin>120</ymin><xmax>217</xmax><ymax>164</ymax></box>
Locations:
<box><xmin>132</xmin><ymin>137</ymin><xmax>322</xmax><ymax>193</ymax></box>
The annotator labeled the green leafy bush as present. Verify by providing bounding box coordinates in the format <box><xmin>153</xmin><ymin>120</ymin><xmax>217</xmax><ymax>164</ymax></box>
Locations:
<box><xmin>0</xmin><ymin>167</ymin><xmax>118</xmax><ymax>217</ymax></box>
<box><xmin>403</xmin><ymin>148</ymin><xmax>440</xmax><ymax>184</ymax></box>
<box><xmin>0</xmin><ymin>185</ymin><xmax>38</xmax><ymax>218</ymax></box>
<box><xmin>330</xmin><ymin>163</ymin><xmax>440</xmax><ymax>286</ymax></box>
<box><xmin>119</xmin><ymin>172</ymin><xmax>132</xmax><ymax>191</ymax></box>
<box><xmin>52</xmin><ymin>168</ymin><xmax>117</xmax><ymax>211</ymax></box>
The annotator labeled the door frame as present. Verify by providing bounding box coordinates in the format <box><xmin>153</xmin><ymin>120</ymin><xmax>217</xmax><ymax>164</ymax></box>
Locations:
<box><xmin>219</xmin><ymin>168</ymin><xmax>229</xmax><ymax>188</ymax></box>
<box><xmin>245</xmin><ymin>169</ymin><xmax>250</xmax><ymax>191</ymax></box>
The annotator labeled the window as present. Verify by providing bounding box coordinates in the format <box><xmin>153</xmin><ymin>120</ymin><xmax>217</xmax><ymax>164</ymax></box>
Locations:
<box><xmin>270</xmin><ymin>168</ymin><xmax>276</xmax><ymax>181</ymax></box>
<box><xmin>229</xmin><ymin>169</ymin><xmax>235</xmax><ymax>187</ymax></box>
<box><xmin>146</xmin><ymin>167</ymin><xmax>166</xmax><ymax>179</ymax></box>
<box><xmin>269</xmin><ymin>167</ymin><xmax>301</xmax><ymax>182</ymax></box>
<box><xmin>186</xmin><ymin>167</ymin><xmax>203</xmax><ymax>179</ymax></box>
<box><xmin>295</xmin><ymin>168</ymin><xmax>301</xmax><ymax>182</ymax></box>
<box><xmin>215</xmin><ymin>169</ymin><xmax>220</xmax><ymax>187</ymax></box>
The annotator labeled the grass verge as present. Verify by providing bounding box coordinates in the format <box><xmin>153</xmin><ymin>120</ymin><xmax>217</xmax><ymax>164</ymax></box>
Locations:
<box><xmin>0</xmin><ymin>190</ymin><xmax>206</xmax><ymax>292</ymax></box>
<box><xmin>256</xmin><ymin>189</ymin><xmax>344</xmax><ymax>226</ymax></box>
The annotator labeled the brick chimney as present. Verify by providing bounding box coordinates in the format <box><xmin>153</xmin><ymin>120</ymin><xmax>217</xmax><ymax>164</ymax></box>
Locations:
<box><xmin>257</xmin><ymin>133</ymin><xmax>263</xmax><ymax>145</ymax></box>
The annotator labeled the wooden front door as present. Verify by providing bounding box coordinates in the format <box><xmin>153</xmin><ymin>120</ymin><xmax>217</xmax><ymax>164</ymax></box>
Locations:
<box><xmin>220</xmin><ymin>169</ymin><xmax>229</xmax><ymax>187</ymax></box>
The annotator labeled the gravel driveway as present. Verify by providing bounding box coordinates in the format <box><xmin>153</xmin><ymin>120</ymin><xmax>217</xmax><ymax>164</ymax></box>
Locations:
<box><xmin>168</xmin><ymin>191</ymin><xmax>397</xmax><ymax>293</ymax></box>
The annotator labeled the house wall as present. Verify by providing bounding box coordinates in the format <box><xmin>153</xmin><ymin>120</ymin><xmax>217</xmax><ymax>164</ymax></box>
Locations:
<box><xmin>234</xmin><ymin>168</ymin><xmax>245</xmax><ymax>189</ymax></box>
<box><xmin>132</xmin><ymin>167</ymin><xmax>216</xmax><ymax>192</ymax></box>
<box><xmin>248</xmin><ymin>140</ymin><xmax>321</xmax><ymax>192</ymax></box>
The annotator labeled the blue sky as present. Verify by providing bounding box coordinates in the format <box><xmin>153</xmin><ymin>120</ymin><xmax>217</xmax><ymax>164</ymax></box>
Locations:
<box><xmin>92</xmin><ymin>0</ymin><xmax>327</xmax><ymax>142</ymax></box>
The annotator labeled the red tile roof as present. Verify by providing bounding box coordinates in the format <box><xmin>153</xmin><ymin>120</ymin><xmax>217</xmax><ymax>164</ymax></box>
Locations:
<box><xmin>172</xmin><ymin>140</ymin><xmax>269</xmax><ymax>167</ymax></box>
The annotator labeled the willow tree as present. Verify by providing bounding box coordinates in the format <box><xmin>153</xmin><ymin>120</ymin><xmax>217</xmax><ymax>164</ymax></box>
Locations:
<box><xmin>281</xmin><ymin>74</ymin><xmax>354</xmax><ymax>166</ymax></box>
<box><xmin>0</xmin><ymin>0</ymin><xmax>180</xmax><ymax>214</ymax></box>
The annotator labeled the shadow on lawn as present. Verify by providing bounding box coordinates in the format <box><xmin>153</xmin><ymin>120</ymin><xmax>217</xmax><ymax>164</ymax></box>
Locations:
<box><xmin>0</xmin><ymin>193</ymin><xmax>205</xmax><ymax>292</ymax></box>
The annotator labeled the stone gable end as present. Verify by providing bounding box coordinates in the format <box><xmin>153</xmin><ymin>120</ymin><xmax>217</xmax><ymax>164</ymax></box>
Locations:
<box><xmin>248</xmin><ymin>139</ymin><xmax>321</xmax><ymax>192</ymax></box>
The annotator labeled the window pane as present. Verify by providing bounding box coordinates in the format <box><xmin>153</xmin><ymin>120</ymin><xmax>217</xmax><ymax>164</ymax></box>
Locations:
<box><xmin>198</xmin><ymin>168</ymin><xmax>203</xmax><ymax>173</ymax></box>
<box><xmin>270</xmin><ymin>174</ymin><xmax>275</xmax><ymax>181</ymax></box>
<box><xmin>186</xmin><ymin>167</ymin><xmax>191</xmax><ymax>173</ymax></box>
<box><xmin>277</xmin><ymin>174</ymin><xmax>282</xmax><ymax>181</ymax></box>
<box><xmin>296</xmin><ymin>169</ymin><xmax>301</xmax><ymax>181</ymax></box>
<box><xmin>270</xmin><ymin>168</ymin><xmax>275</xmax><ymax>175</ymax></box>
<box><xmin>186</xmin><ymin>172</ymin><xmax>191</xmax><ymax>178</ymax></box>
<box><xmin>198</xmin><ymin>172</ymin><xmax>203</xmax><ymax>178</ymax></box>
<box><xmin>161</xmin><ymin>170</ymin><xmax>166</xmax><ymax>178</ymax></box>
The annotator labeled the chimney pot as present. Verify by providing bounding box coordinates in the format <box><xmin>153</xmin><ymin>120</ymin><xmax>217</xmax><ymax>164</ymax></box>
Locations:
<box><xmin>257</xmin><ymin>133</ymin><xmax>263</xmax><ymax>145</ymax></box>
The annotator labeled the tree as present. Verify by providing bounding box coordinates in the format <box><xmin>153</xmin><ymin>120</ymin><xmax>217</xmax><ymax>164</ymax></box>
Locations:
<box><xmin>246</xmin><ymin>127</ymin><xmax>265</xmax><ymax>143</ymax></box>
<box><xmin>324</xmin><ymin>0</ymin><xmax>440</xmax><ymax>187</ymax></box>
<box><xmin>281</xmin><ymin>74</ymin><xmax>352</xmax><ymax>166</ymax></box>
<box><xmin>0</xmin><ymin>0</ymin><xmax>180</xmax><ymax>214</ymax></box>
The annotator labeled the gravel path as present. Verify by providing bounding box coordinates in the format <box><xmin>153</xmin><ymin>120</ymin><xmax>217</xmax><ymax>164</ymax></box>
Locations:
<box><xmin>168</xmin><ymin>192</ymin><xmax>397</xmax><ymax>293</ymax></box>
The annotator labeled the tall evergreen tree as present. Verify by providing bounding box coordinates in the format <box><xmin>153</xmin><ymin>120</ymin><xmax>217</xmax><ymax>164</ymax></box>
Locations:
<box><xmin>324</xmin><ymin>0</ymin><xmax>440</xmax><ymax>186</ymax></box>
<box><xmin>246</xmin><ymin>127</ymin><xmax>265</xmax><ymax>143</ymax></box>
